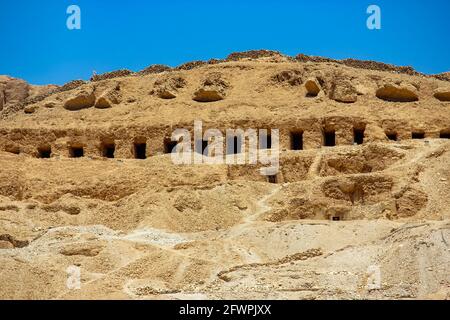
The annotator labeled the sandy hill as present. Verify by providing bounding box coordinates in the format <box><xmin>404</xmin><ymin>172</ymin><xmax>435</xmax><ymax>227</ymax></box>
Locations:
<box><xmin>0</xmin><ymin>50</ymin><xmax>449</xmax><ymax>300</ymax></box>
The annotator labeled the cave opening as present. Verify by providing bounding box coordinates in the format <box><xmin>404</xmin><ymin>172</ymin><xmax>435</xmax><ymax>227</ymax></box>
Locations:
<box><xmin>69</xmin><ymin>146</ymin><xmax>84</xmax><ymax>158</ymax></box>
<box><xmin>290</xmin><ymin>131</ymin><xmax>303</xmax><ymax>150</ymax></box>
<box><xmin>102</xmin><ymin>143</ymin><xmax>115</xmax><ymax>158</ymax></box>
<box><xmin>323</xmin><ymin>129</ymin><xmax>336</xmax><ymax>147</ymax></box>
<box><xmin>353</xmin><ymin>128</ymin><xmax>365</xmax><ymax>145</ymax></box>
<box><xmin>134</xmin><ymin>142</ymin><xmax>147</xmax><ymax>159</ymax></box>
<box><xmin>38</xmin><ymin>146</ymin><xmax>51</xmax><ymax>158</ymax></box>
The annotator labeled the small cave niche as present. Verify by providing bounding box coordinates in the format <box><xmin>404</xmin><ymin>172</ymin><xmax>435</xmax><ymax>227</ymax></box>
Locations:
<box><xmin>440</xmin><ymin>131</ymin><xmax>450</xmax><ymax>139</ymax></box>
<box><xmin>386</xmin><ymin>131</ymin><xmax>398</xmax><ymax>141</ymax></box>
<box><xmin>353</xmin><ymin>127</ymin><xmax>365</xmax><ymax>145</ymax></box>
<box><xmin>267</xmin><ymin>175</ymin><xmax>278</xmax><ymax>184</ymax></box>
<box><xmin>38</xmin><ymin>146</ymin><xmax>51</xmax><ymax>159</ymax></box>
<box><xmin>259</xmin><ymin>132</ymin><xmax>272</xmax><ymax>149</ymax></box>
<box><xmin>412</xmin><ymin>131</ymin><xmax>425</xmax><ymax>140</ymax></box>
<box><xmin>101</xmin><ymin>141</ymin><xmax>115</xmax><ymax>158</ymax></box>
<box><xmin>290</xmin><ymin>131</ymin><xmax>303</xmax><ymax>150</ymax></box>
<box><xmin>195</xmin><ymin>139</ymin><xmax>209</xmax><ymax>155</ymax></box>
<box><xmin>323</xmin><ymin>129</ymin><xmax>336</xmax><ymax>147</ymax></box>
<box><xmin>227</xmin><ymin>135</ymin><xmax>242</xmax><ymax>155</ymax></box>
<box><xmin>164</xmin><ymin>139</ymin><xmax>178</xmax><ymax>154</ymax></box>
<box><xmin>69</xmin><ymin>145</ymin><xmax>84</xmax><ymax>158</ymax></box>
<box><xmin>133</xmin><ymin>140</ymin><xmax>147</xmax><ymax>159</ymax></box>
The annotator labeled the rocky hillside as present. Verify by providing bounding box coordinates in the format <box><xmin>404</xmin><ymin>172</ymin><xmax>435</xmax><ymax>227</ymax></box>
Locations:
<box><xmin>0</xmin><ymin>51</ymin><xmax>449</xmax><ymax>300</ymax></box>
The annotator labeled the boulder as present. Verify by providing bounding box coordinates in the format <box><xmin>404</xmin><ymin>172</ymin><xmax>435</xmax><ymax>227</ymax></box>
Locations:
<box><xmin>376</xmin><ymin>83</ymin><xmax>419</xmax><ymax>102</ymax></box>
<box><xmin>330</xmin><ymin>80</ymin><xmax>357</xmax><ymax>103</ymax></box>
<box><xmin>151</xmin><ymin>75</ymin><xmax>186</xmax><ymax>99</ymax></box>
<box><xmin>95</xmin><ymin>88</ymin><xmax>121</xmax><ymax>109</ymax></box>
<box><xmin>64</xmin><ymin>89</ymin><xmax>96</xmax><ymax>111</ymax></box>
<box><xmin>193</xmin><ymin>73</ymin><xmax>229</xmax><ymax>102</ymax></box>
<box><xmin>24</xmin><ymin>105</ymin><xmax>36</xmax><ymax>114</ymax></box>
<box><xmin>305</xmin><ymin>78</ymin><xmax>321</xmax><ymax>96</ymax></box>
<box><xmin>433</xmin><ymin>88</ymin><xmax>450</xmax><ymax>101</ymax></box>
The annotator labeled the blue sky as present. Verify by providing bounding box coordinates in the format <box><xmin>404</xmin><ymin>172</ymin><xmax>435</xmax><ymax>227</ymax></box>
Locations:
<box><xmin>0</xmin><ymin>0</ymin><xmax>449</xmax><ymax>85</ymax></box>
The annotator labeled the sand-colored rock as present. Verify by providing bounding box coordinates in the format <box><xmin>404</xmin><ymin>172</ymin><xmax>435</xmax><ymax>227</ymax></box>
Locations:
<box><xmin>0</xmin><ymin>52</ymin><xmax>449</xmax><ymax>300</ymax></box>
<box><xmin>64</xmin><ymin>88</ymin><xmax>96</xmax><ymax>110</ymax></box>
<box><xmin>193</xmin><ymin>72</ymin><xmax>229</xmax><ymax>102</ymax></box>
<box><xmin>151</xmin><ymin>75</ymin><xmax>186</xmax><ymax>99</ymax></box>
<box><xmin>376</xmin><ymin>83</ymin><xmax>419</xmax><ymax>102</ymax></box>
<box><xmin>330</xmin><ymin>79</ymin><xmax>358</xmax><ymax>103</ymax></box>
<box><xmin>434</xmin><ymin>88</ymin><xmax>450</xmax><ymax>101</ymax></box>
<box><xmin>305</xmin><ymin>78</ymin><xmax>321</xmax><ymax>96</ymax></box>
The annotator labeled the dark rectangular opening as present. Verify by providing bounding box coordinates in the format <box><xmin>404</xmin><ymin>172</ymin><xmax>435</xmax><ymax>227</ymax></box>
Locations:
<box><xmin>323</xmin><ymin>130</ymin><xmax>336</xmax><ymax>147</ymax></box>
<box><xmin>290</xmin><ymin>132</ymin><xmax>303</xmax><ymax>150</ymax></box>
<box><xmin>386</xmin><ymin>132</ymin><xmax>397</xmax><ymax>141</ymax></box>
<box><xmin>102</xmin><ymin>144</ymin><xmax>115</xmax><ymax>158</ymax></box>
<box><xmin>440</xmin><ymin>131</ymin><xmax>450</xmax><ymax>139</ymax></box>
<box><xmin>260</xmin><ymin>133</ymin><xmax>272</xmax><ymax>149</ymax></box>
<box><xmin>164</xmin><ymin>140</ymin><xmax>178</xmax><ymax>154</ymax></box>
<box><xmin>69</xmin><ymin>146</ymin><xmax>84</xmax><ymax>158</ymax></box>
<box><xmin>38</xmin><ymin>147</ymin><xmax>51</xmax><ymax>159</ymax></box>
<box><xmin>332</xmin><ymin>216</ymin><xmax>341</xmax><ymax>221</ymax></box>
<box><xmin>267</xmin><ymin>175</ymin><xmax>277</xmax><ymax>184</ymax></box>
<box><xmin>353</xmin><ymin>128</ymin><xmax>365</xmax><ymax>145</ymax></box>
<box><xmin>195</xmin><ymin>140</ymin><xmax>209</xmax><ymax>155</ymax></box>
<box><xmin>227</xmin><ymin>135</ymin><xmax>242</xmax><ymax>155</ymax></box>
<box><xmin>134</xmin><ymin>143</ymin><xmax>147</xmax><ymax>159</ymax></box>
<box><xmin>412</xmin><ymin>132</ymin><xmax>425</xmax><ymax>139</ymax></box>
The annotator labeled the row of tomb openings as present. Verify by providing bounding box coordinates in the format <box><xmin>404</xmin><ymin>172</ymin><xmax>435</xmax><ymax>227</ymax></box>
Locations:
<box><xmin>4</xmin><ymin>128</ymin><xmax>450</xmax><ymax>159</ymax></box>
<box><xmin>28</xmin><ymin>128</ymin><xmax>450</xmax><ymax>159</ymax></box>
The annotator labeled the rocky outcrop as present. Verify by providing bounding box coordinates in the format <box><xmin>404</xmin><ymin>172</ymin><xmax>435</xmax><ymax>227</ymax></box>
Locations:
<box><xmin>227</xmin><ymin>50</ymin><xmax>283</xmax><ymax>61</ymax></box>
<box><xmin>95</xmin><ymin>84</ymin><xmax>122</xmax><ymax>109</ymax></box>
<box><xmin>329</xmin><ymin>79</ymin><xmax>358</xmax><ymax>103</ymax></box>
<box><xmin>193</xmin><ymin>73</ymin><xmax>229</xmax><ymax>102</ymax></box>
<box><xmin>433</xmin><ymin>88</ymin><xmax>450</xmax><ymax>101</ymax></box>
<box><xmin>151</xmin><ymin>75</ymin><xmax>187</xmax><ymax>99</ymax></box>
<box><xmin>376</xmin><ymin>83</ymin><xmax>419</xmax><ymax>102</ymax></box>
<box><xmin>91</xmin><ymin>69</ymin><xmax>133</xmax><ymax>82</ymax></box>
<box><xmin>138</xmin><ymin>64</ymin><xmax>172</xmax><ymax>75</ymax></box>
<box><xmin>305</xmin><ymin>78</ymin><xmax>321</xmax><ymax>97</ymax></box>
<box><xmin>64</xmin><ymin>88</ymin><xmax>96</xmax><ymax>110</ymax></box>
<box><xmin>0</xmin><ymin>76</ymin><xmax>30</xmax><ymax>114</ymax></box>
<box><xmin>176</xmin><ymin>61</ymin><xmax>207</xmax><ymax>71</ymax></box>
<box><xmin>271</xmin><ymin>70</ymin><xmax>303</xmax><ymax>86</ymax></box>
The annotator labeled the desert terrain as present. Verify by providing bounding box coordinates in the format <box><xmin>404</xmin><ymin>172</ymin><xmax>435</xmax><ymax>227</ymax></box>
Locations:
<box><xmin>0</xmin><ymin>50</ymin><xmax>449</xmax><ymax>299</ymax></box>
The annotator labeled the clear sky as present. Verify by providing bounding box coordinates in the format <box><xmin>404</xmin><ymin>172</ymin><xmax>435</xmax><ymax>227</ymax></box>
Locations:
<box><xmin>0</xmin><ymin>0</ymin><xmax>449</xmax><ymax>85</ymax></box>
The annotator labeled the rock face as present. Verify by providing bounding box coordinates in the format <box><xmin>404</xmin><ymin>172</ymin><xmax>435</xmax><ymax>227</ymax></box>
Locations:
<box><xmin>64</xmin><ymin>88</ymin><xmax>96</xmax><ymax>110</ymax></box>
<box><xmin>1</xmin><ymin>52</ymin><xmax>450</xmax><ymax>300</ymax></box>
<box><xmin>0</xmin><ymin>90</ymin><xmax>4</xmax><ymax>110</ymax></box>
<box><xmin>193</xmin><ymin>72</ymin><xmax>229</xmax><ymax>102</ymax></box>
<box><xmin>376</xmin><ymin>83</ymin><xmax>419</xmax><ymax>102</ymax></box>
<box><xmin>0</xmin><ymin>76</ymin><xmax>30</xmax><ymax>113</ymax></box>
<box><xmin>329</xmin><ymin>79</ymin><xmax>358</xmax><ymax>103</ymax></box>
<box><xmin>151</xmin><ymin>75</ymin><xmax>186</xmax><ymax>99</ymax></box>
<box><xmin>272</xmin><ymin>70</ymin><xmax>303</xmax><ymax>86</ymax></box>
<box><xmin>305</xmin><ymin>78</ymin><xmax>321</xmax><ymax>97</ymax></box>
<box><xmin>95</xmin><ymin>85</ymin><xmax>122</xmax><ymax>109</ymax></box>
<box><xmin>434</xmin><ymin>88</ymin><xmax>450</xmax><ymax>101</ymax></box>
